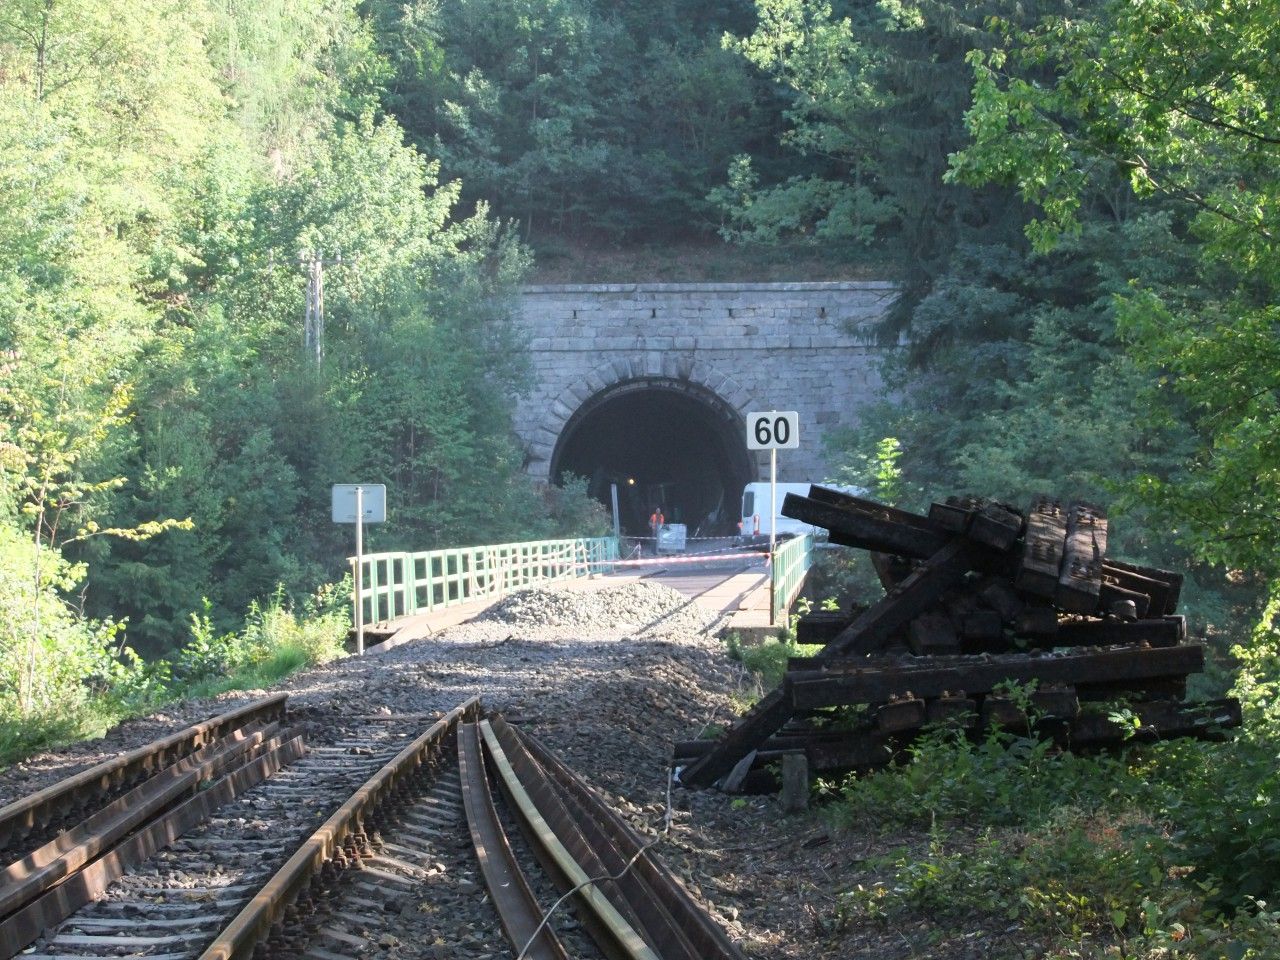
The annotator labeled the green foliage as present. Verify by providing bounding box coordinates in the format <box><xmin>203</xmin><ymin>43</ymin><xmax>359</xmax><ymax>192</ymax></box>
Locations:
<box><xmin>373</xmin><ymin>0</ymin><xmax>785</xmax><ymax>242</ymax></box>
<box><xmin>241</xmin><ymin>583</ymin><xmax>349</xmax><ymax>668</ymax></box>
<box><xmin>844</xmin><ymin>815</ymin><xmax>1176</xmax><ymax>944</ymax></box>
<box><xmin>721</xmin><ymin>0</ymin><xmax>1258</xmax><ymax>640</ymax></box>
<box><xmin>827</xmin><ymin>435</ymin><xmax>911</xmax><ymax>509</ymax></box>
<box><xmin>952</xmin><ymin>0</ymin><xmax>1279</xmax><ymax>259</ymax></box>
<box><xmin>0</xmin><ymin>576</ymin><xmax>348</xmax><ymax>767</ymax></box>
<box><xmin>826</xmin><ymin>714</ymin><xmax>1280</xmax><ymax>955</ymax></box>
<box><xmin>843</xmin><ymin>813</ymin><xmax>1280</xmax><ymax>958</ymax></box>
<box><xmin>0</xmin><ymin>710</ymin><xmax>98</xmax><ymax>769</ymax></box>
<box><xmin>1232</xmin><ymin>583</ymin><xmax>1280</xmax><ymax>732</ymax></box>
<box><xmin>728</xmin><ymin>637</ymin><xmax>792</xmax><ymax>690</ymax></box>
<box><xmin>0</xmin><ymin>0</ymin><xmax>614</xmax><ymax>744</ymax></box>
<box><xmin>951</xmin><ymin>0</ymin><xmax>1280</xmax><ymax>581</ymax></box>
<box><xmin>824</xmin><ymin>217</ymin><xmax>1260</xmax><ymax>636</ymax></box>
<box><xmin>870</xmin><ymin>438</ymin><xmax>903</xmax><ymax>508</ymax></box>
<box><xmin>178</xmin><ymin>584</ymin><xmax>348</xmax><ymax>697</ymax></box>
<box><xmin>832</xmin><ymin>725</ymin><xmax>1151</xmax><ymax>832</ymax></box>
<box><xmin>1150</xmin><ymin>588</ymin><xmax>1280</xmax><ymax>913</ymax></box>
<box><xmin>717</xmin><ymin>0</ymin><xmax>1266</xmax><ymax>639</ymax></box>
<box><xmin>802</xmin><ymin>538</ymin><xmax>883</xmax><ymax>612</ymax></box>
<box><xmin>537</xmin><ymin>474</ymin><xmax>613</xmax><ymax>539</ymax></box>
<box><xmin>0</xmin><ymin>525</ymin><xmax>129</xmax><ymax>721</ymax></box>
<box><xmin>719</xmin><ymin>0</ymin><xmax>1036</xmax><ymax>326</ymax></box>
<box><xmin>725</xmin><ymin>629</ymin><xmax>822</xmax><ymax>691</ymax></box>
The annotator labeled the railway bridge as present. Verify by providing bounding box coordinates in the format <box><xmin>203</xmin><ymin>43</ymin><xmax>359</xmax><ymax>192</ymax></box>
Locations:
<box><xmin>510</xmin><ymin>281</ymin><xmax>896</xmax><ymax>535</ymax></box>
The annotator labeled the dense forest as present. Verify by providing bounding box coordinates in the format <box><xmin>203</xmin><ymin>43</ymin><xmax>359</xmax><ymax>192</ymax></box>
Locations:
<box><xmin>0</xmin><ymin>0</ymin><xmax>623</xmax><ymax>746</ymax></box>
<box><xmin>3</xmin><ymin>0</ymin><xmax>1280</xmax><ymax>952</ymax></box>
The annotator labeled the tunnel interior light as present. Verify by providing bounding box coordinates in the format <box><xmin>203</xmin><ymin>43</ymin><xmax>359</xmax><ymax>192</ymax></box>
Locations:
<box><xmin>627</xmin><ymin>477</ymin><xmax>636</xmax><ymax>485</ymax></box>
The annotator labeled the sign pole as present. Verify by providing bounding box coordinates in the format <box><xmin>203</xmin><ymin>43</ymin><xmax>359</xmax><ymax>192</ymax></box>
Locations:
<box><xmin>354</xmin><ymin>485</ymin><xmax>364</xmax><ymax>655</ymax></box>
<box><xmin>769</xmin><ymin>445</ymin><xmax>777</xmax><ymax>625</ymax></box>
<box><xmin>744</xmin><ymin>410</ymin><xmax>798</xmax><ymax>629</ymax></box>
<box><xmin>610</xmin><ymin>482</ymin><xmax>621</xmax><ymax>542</ymax></box>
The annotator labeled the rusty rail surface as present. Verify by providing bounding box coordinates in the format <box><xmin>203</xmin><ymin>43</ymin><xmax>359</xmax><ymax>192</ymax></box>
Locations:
<box><xmin>0</xmin><ymin>693</ymin><xmax>289</xmax><ymax>849</ymax></box>
<box><xmin>196</xmin><ymin>696</ymin><xmax>482</xmax><ymax>960</ymax></box>
<box><xmin>483</xmin><ymin>717</ymin><xmax>744</xmax><ymax>960</ymax></box>
<box><xmin>1</xmin><ymin>721</ymin><xmax>280</xmax><ymax>917</ymax></box>
<box><xmin>457</xmin><ymin>721</ymin><xmax>568</xmax><ymax>960</ymax></box>
<box><xmin>0</xmin><ymin>726</ymin><xmax>303</xmax><ymax>958</ymax></box>
<box><xmin>511</xmin><ymin>721</ymin><xmax>745</xmax><ymax>960</ymax></box>
<box><xmin>479</xmin><ymin>718</ymin><xmax>659</xmax><ymax>960</ymax></box>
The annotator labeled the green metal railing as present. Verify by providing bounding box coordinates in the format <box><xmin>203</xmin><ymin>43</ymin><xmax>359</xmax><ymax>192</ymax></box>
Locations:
<box><xmin>771</xmin><ymin>534</ymin><xmax>814</xmax><ymax>626</ymax></box>
<box><xmin>354</xmin><ymin>536</ymin><xmax>619</xmax><ymax>625</ymax></box>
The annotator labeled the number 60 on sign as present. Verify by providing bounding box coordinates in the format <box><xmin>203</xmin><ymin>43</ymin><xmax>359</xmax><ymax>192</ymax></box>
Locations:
<box><xmin>746</xmin><ymin>411</ymin><xmax>800</xmax><ymax>450</ymax></box>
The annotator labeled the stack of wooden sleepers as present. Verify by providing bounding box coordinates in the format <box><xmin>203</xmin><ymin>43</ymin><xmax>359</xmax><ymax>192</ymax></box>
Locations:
<box><xmin>674</xmin><ymin>487</ymin><xmax>1240</xmax><ymax>793</ymax></box>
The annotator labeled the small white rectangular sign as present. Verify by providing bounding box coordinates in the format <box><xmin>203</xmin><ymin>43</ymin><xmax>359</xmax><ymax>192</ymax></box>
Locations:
<box><xmin>331</xmin><ymin>484</ymin><xmax>387</xmax><ymax>523</ymax></box>
<box><xmin>746</xmin><ymin>411</ymin><xmax>800</xmax><ymax>450</ymax></box>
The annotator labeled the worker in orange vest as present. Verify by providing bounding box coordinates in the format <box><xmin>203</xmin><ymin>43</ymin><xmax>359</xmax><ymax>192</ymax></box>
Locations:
<box><xmin>649</xmin><ymin>507</ymin><xmax>664</xmax><ymax>553</ymax></box>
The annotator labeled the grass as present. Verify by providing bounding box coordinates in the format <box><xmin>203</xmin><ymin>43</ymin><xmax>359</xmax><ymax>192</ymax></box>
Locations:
<box><xmin>184</xmin><ymin>642</ymin><xmax>312</xmax><ymax>700</ymax></box>
<box><xmin>823</xmin><ymin>724</ymin><xmax>1280</xmax><ymax>959</ymax></box>
<box><xmin>0</xmin><ymin>645</ymin><xmax>318</xmax><ymax>768</ymax></box>
<box><xmin>725</xmin><ymin>630</ymin><xmax>824</xmax><ymax>692</ymax></box>
<box><xmin>0</xmin><ymin>588</ymin><xmax>349</xmax><ymax>770</ymax></box>
<box><xmin>0</xmin><ymin>710</ymin><xmax>106</xmax><ymax>766</ymax></box>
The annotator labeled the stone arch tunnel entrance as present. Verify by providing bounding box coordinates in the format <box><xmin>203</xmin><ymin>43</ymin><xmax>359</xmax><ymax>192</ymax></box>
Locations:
<box><xmin>550</xmin><ymin>378</ymin><xmax>753</xmax><ymax>537</ymax></box>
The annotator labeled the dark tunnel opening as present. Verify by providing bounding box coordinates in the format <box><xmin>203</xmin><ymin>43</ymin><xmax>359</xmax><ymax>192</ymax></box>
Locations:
<box><xmin>551</xmin><ymin>380</ymin><xmax>754</xmax><ymax>537</ymax></box>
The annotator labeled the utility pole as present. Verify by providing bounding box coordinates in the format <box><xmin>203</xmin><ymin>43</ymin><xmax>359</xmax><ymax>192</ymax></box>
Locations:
<box><xmin>299</xmin><ymin>249</ymin><xmax>349</xmax><ymax>363</ymax></box>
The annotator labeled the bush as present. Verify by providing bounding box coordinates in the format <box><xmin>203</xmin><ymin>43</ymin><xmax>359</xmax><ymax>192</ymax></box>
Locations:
<box><xmin>827</xmin><ymin>713</ymin><xmax>1280</xmax><ymax>956</ymax></box>
<box><xmin>843</xmin><ymin>811</ymin><xmax>1171</xmax><ymax>943</ymax></box>
<box><xmin>0</xmin><ymin>526</ymin><xmax>134</xmax><ymax>724</ymax></box>
<box><xmin>242</xmin><ymin>582</ymin><xmax>349</xmax><ymax>667</ymax></box>
<box><xmin>0</xmin><ymin>569</ymin><xmax>350</xmax><ymax>767</ymax></box>
<box><xmin>841</xmin><ymin>809</ymin><xmax>1280</xmax><ymax>958</ymax></box>
<box><xmin>177</xmin><ymin>583</ymin><xmax>348</xmax><ymax>690</ymax></box>
<box><xmin>725</xmin><ymin>630</ymin><xmax>824</xmax><ymax>692</ymax></box>
<box><xmin>830</xmin><ymin>725</ymin><xmax>1155</xmax><ymax>832</ymax></box>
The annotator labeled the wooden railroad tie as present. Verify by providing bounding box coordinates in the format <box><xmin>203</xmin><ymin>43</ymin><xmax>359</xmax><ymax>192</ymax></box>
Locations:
<box><xmin>676</xmin><ymin>487</ymin><xmax>1237</xmax><ymax>792</ymax></box>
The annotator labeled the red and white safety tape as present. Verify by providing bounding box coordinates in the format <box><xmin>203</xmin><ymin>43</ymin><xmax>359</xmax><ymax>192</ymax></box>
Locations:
<box><xmin>576</xmin><ymin>551</ymin><xmax>769</xmax><ymax>568</ymax></box>
<box><xmin>628</xmin><ymin>535</ymin><xmax>750</xmax><ymax>542</ymax></box>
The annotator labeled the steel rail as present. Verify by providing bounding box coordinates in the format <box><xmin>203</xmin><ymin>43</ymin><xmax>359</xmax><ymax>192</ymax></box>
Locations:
<box><xmin>508</xmin><ymin>721</ymin><xmax>745</xmax><ymax>960</ymax></box>
<box><xmin>488</xmin><ymin>718</ymin><xmax>702</xmax><ymax>959</ymax></box>
<box><xmin>196</xmin><ymin>696</ymin><xmax>481</xmax><ymax>960</ymax></box>
<box><xmin>0</xmin><ymin>730</ymin><xmax>304</xmax><ymax>958</ymax></box>
<box><xmin>478</xmin><ymin>719</ymin><xmax>660</xmax><ymax>960</ymax></box>
<box><xmin>490</xmin><ymin>718</ymin><xmax>740</xmax><ymax>960</ymax></box>
<box><xmin>0</xmin><ymin>694</ymin><xmax>288</xmax><ymax>849</ymax></box>
<box><xmin>0</xmin><ymin>721</ymin><xmax>281</xmax><ymax>918</ymax></box>
<box><xmin>457</xmin><ymin>721</ymin><xmax>568</xmax><ymax>960</ymax></box>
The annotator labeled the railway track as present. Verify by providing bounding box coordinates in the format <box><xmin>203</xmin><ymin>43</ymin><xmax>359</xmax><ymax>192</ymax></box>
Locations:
<box><xmin>2</xmin><ymin>696</ymin><xmax>743</xmax><ymax>960</ymax></box>
<box><xmin>0</xmin><ymin>696</ymin><xmax>290</xmax><ymax>862</ymax></box>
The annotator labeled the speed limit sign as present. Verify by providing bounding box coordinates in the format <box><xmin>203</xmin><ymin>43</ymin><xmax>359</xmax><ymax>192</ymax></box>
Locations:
<box><xmin>746</xmin><ymin>411</ymin><xmax>800</xmax><ymax>450</ymax></box>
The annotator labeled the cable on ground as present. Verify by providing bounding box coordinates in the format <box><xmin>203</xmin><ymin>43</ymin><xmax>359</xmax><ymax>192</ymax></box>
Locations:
<box><xmin>515</xmin><ymin>765</ymin><xmax>676</xmax><ymax>960</ymax></box>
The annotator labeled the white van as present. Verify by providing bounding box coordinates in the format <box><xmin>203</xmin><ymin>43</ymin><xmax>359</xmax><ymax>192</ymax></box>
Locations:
<box><xmin>739</xmin><ymin>482</ymin><xmax>866</xmax><ymax>539</ymax></box>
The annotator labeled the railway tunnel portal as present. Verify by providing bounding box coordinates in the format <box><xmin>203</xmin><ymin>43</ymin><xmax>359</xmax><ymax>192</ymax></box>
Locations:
<box><xmin>511</xmin><ymin>282</ymin><xmax>897</xmax><ymax>535</ymax></box>
<box><xmin>550</xmin><ymin>377</ymin><xmax>752</xmax><ymax>537</ymax></box>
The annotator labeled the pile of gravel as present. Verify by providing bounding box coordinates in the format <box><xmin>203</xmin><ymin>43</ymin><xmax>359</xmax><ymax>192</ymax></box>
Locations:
<box><xmin>478</xmin><ymin>581</ymin><xmax>718</xmax><ymax>636</ymax></box>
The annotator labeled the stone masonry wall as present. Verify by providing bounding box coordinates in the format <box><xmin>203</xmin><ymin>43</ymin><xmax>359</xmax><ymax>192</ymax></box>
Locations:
<box><xmin>512</xmin><ymin>282</ymin><xmax>897</xmax><ymax>481</ymax></box>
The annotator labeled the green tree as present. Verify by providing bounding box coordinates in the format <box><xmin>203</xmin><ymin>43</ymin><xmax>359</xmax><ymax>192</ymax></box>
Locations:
<box><xmin>951</xmin><ymin>0</ymin><xmax>1280</xmax><ymax>577</ymax></box>
<box><xmin>372</xmin><ymin>0</ymin><xmax>784</xmax><ymax>242</ymax></box>
<box><xmin>722</xmin><ymin>0</ymin><xmax>1247</xmax><ymax>628</ymax></box>
<box><xmin>2</xmin><ymin>0</ymin><xmax>591</xmax><ymax>662</ymax></box>
<box><xmin>85</xmin><ymin>115</ymin><xmax>543</xmax><ymax>647</ymax></box>
<box><xmin>717</xmin><ymin>0</ymin><xmax>1040</xmax><ymax>330</ymax></box>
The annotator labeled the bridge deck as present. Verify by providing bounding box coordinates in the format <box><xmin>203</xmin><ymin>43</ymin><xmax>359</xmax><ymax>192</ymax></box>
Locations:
<box><xmin>366</xmin><ymin>556</ymin><xmax>776</xmax><ymax>653</ymax></box>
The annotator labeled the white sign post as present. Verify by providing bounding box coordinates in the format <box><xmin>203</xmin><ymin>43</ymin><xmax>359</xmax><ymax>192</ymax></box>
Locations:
<box><xmin>332</xmin><ymin>484</ymin><xmax>387</xmax><ymax>655</ymax></box>
<box><xmin>745</xmin><ymin>411</ymin><xmax>800</xmax><ymax>625</ymax></box>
